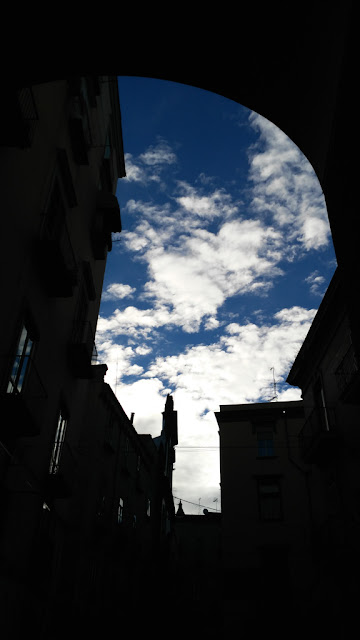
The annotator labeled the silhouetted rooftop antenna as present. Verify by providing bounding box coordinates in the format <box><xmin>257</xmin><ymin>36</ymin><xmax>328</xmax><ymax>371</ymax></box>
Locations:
<box><xmin>269</xmin><ymin>367</ymin><xmax>278</xmax><ymax>402</ymax></box>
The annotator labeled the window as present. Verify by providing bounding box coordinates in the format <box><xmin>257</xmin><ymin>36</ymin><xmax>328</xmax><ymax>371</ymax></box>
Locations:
<box><xmin>72</xmin><ymin>281</ymin><xmax>89</xmax><ymax>344</ymax></box>
<box><xmin>7</xmin><ymin>325</ymin><xmax>34</xmax><ymax>394</ymax></box>
<box><xmin>117</xmin><ymin>498</ymin><xmax>124</xmax><ymax>524</ymax></box>
<box><xmin>146</xmin><ymin>498</ymin><xmax>151</xmax><ymax>518</ymax></box>
<box><xmin>257</xmin><ymin>429</ymin><xmax>274</xmax><ymax>457</ymax></box>
<box><xmin>258</xmin><ymin>477</ymin><xmax>282</xmax><ymax>521</ymax></box>
<box><xmin>49</xmin><ymin>411</ymin><xmax>68</xmax><ymax>474</ymax></box>
<box><xmin>44</xmin><ymin>179</ymin><xmax>67</xmax><ymax>241</ymax></box>
<box><xmin>68</xmin><ymin>77</ymin><xmax>93</xmax><ymax>165</ymax></box>
<box><xmin>99</xmin><ymin>129</ymin><xmax>114</xmax><ymax>192</ymax></box>
<box><xmin>38</xmin><ymin>173</ymin><xmax>77</xmax><ymax>297</ymax></box>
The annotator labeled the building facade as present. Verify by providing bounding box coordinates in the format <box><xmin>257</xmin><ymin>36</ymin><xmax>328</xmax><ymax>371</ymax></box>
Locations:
<box><xmin>0</xmin><ymin>76</ymin><xmax>126</xmax><ymax>638</ymax></box>
<box><xmin>215</xmin><ymin>400</ymin><xmax>320</xmax><ymax>638</ymax></box>
<box><xmin>287</xmin><ymin>267</ymin><xmax>360</xmax><ymax>636</ymax></box>
<box><xmin>174</xmin><ymin>503</ymin><xmax>222</xmax><ymax>638</ymax></box>
<box><xmin>0</xmin><ymin>76</ymin><xmax>181</xmax><ymax>640</ymax></box>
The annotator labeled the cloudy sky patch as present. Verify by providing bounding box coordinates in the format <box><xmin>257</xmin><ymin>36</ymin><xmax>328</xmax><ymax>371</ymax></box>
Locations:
<box><xmin>97</xmin><ymin>78</ymin><xmax>337</xmax><ymax>513</ymax></box>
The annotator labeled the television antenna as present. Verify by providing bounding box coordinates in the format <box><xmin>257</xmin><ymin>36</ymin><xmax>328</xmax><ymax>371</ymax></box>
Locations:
<box><xmin>268</xmin><ymin>367</ymin><xmax>278</xmax><ymax>402</ymax></box>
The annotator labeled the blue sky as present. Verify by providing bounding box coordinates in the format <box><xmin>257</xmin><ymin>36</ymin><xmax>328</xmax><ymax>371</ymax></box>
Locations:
<box><xmin>95</xmin><ymin>76</ymin><xmax>337</xmax><ymax>514</ymax></box>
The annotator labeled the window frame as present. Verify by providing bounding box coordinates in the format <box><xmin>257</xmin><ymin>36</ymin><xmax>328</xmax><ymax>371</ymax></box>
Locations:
<box><xmin>49</xmin><ymin>409</ymin><xmax>68</xmax><ymax>475</ymax></box>
<box><xmin>257</xmin><ymin>476</ymin><xmax>283</xmax><ymax>522</ymax></box>
<box><xmin>6</xmin><ymin>324</ymin><xmax>34</xmax><ymax>395</ymax></box>
<box><xmin>117</xmin><ymin>497</ymin><xmax>124</xmax><ymax>524</ymax></box>
<box><xmin>257</xmin><ymin>428</ymin><xmax>275</xmax><ymax>458</ymax></box>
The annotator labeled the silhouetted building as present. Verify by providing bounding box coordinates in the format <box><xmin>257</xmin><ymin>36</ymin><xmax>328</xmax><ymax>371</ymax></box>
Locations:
<box><xmin>0</xmin><ymin>76</ymin><xmax>180</xmax><ymax>640</ymax></box>
<box><xmin>215</xmin><ymin>400</ymin><xmax>322</xmax><ymax>638</ymax></box>
<box><xmin>56</xmin><ymin>380</ymin><xmax>178</xmax><ymax>635</ymax></box>
<box><xmin>287</xmin><ymin>266</ymin><xmax>360</xmax><ymax>636</ymax></box>
<box><xmin>0</xmin><ymin>76</ymin><xmax>125</xmax><ymax>638</ymax></box>
<box><xmin>174</xmin><ymin>502</ymin><xmax>222</xmax><ymax>638</ymax></box>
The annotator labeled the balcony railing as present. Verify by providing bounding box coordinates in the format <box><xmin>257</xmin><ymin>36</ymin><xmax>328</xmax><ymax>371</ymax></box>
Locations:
<box><xmin>17</xmin><ymin>88</ymin><xmax>39</xmax><ymax>147</ymax></box>
<box><xmin>1</xmin><ymin>87</ymin><xmax>38</xmax><ymax>148</ymax></box>
<box><xmin>91</xmin><ymin>191</ymin><xmax>122</xmax><ymax>260</ymax></box>
<box><xmin>34</xmin><ymin>219</ymin><xmax>77</xmax><ymax>297</ymax></box>
<box><xmin>0</xmin><ymin>355</ymin><xmax>47</xmax><ymax>441</ymax></box>
<box><xmin>335</xmin><ymin>343</ymin><xmax>360</xmax><ymax>403</ymax></box>
<box><xmin>298</xmin><ymin>406</ymin><xmax>341</xmax><ymax>464</ymax></box>
<box><xmin>68</xmin><ymin>320</ymin><xmax>97</xmax><ymax>378</ymax></box>
<box><xmin>44</xmin><ymin>441</ymin><xmax>77</xmax><ymax>500</ymax></box>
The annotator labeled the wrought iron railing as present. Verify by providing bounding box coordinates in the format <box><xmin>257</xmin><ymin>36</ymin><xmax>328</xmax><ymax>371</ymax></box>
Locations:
<box><xmin>17</xmin><ymin>87</ymin><xmax>38</xmax><ymax>146</ymax></box>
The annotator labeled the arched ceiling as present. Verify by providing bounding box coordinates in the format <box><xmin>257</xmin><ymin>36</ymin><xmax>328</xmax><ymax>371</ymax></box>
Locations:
<box><xmin>10</xmin><ymin>1</ymin><xmax>355</xmax><ymax>275</ymax></box>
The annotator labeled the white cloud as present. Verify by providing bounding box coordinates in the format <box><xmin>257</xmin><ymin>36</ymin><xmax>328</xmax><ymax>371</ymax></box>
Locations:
<box><xmin>96</xmin><ymin>306</ymin><xmax>315</xmax><ymax>512</ymax></box>
<box><xmin>304</xmin><ymin>270</ymin><xmax>326</xmax><ymax>296</ymax></box>
<box><xmin>135</xmin><ymin>345</ymin><xmax>152</xmax><ymax>356</ymax></box>
<box><xmin>111</xmin><ymin>377</ymin><xmax>169</xmax><ymax>436</ymax></box>
<box><xmin>123</xmin><ymin>153</ymin><xmax>148</xmax><ymax>183</ymax></box>
<box><xmin>99</xmin><ymin>114</ymin><xmax>335</xmax><ymax>513</ymax></box>
<box><xmin>102</xmin><ymin>282</ymin><xmax>136</xmax><ymax>301</ymax></box>
<box><xmin>123</xmin><ymin>139</ymin><xmax>177</xmax><ymax>186</ymax></box>
<box><xmin>139</xmin><ymin>139</ymin><xmax>177</xmax><ymax>166</ymax></box>
<box><xmin>204</xmin><ymin>316</ymin><xmax>220</xmax><ymax>331</ymax></box>
<box><xmin>141</xmin><ymin>306</ymin><xmax>316</xmax><ymax>410</ymax></box>
<box><xmin>248</xmin><ymin>112</ymin><xmax>331</xmax><ymax>252</ymax></box>
<box><xmin>119</xmin><ymin>215</ymin><xmax>284</xmax><ymax>334</ymax></box>
<box><xmin>175</xmin><ymin>181</ymin><xmax>239</xmax><ymax>220</ymax></box>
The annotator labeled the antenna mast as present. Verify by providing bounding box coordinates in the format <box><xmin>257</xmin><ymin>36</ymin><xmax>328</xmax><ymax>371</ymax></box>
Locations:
<box><xmin>269</xmin><ymin>367</ymin><xmax>278</xmax><ymax>402</ymax></box>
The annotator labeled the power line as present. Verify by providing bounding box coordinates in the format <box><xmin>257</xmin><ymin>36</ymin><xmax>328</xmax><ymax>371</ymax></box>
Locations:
<box><xmin>173</xmin><ymin>496</ymin><xmax>220</xmax><ymax>512</ymax></box>
<box><xmin>175</xmin><ymin>439</ymin><xmax>306</xmax><ymax>450</ymax></box>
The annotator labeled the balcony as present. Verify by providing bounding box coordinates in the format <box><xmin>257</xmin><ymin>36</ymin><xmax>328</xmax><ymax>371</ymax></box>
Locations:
<box><xmin>68</xmin><ymin>117</ymin><xmax>89</xmax><ymax>165</ymax></box>
<box><xmin>335</xmin><ymin>343</ymin><xmax>360</xmax><ymax>404</ymax></box>
<box><xmin>1</xmin><ymin>87</ymin><xmax>38</xmax><ymax>148</ymax></box>
<box><xmin>298</xmin><ymin>406</ymin><xmax>341</xmax><ymax>464</ymax></box>
<box><xmin>34</xmin><ymin>220</ymin><xmax>77</xmax><ymax>297</ymax></box>
<box><xmin>0</xmin><ymin>355</ymin><xmax>47</xmax><ymax>441</ymax></box>
<box><xmin>44</xmin><ymin>442</ymin><xmax>77</xmax><ymax>500</ymax></box>
<box><xmin>91</xmin><ymin>191</ymin><xmax>122</xmax><ymax>260</ymax></box>
<box><xmin>68</xmin><ymin>320</ymin><xmax>97</xmax><ymax>378</ymax></box>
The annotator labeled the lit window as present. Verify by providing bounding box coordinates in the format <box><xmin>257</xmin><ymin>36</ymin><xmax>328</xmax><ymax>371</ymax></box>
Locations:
<box><xmin>118</xmin><ymin>498</ymin><xmax>124</xmax><ymax>524</ymax></box>
<box><xmin>7</xmin><ymin>325</ymin><xmax>34</xmax><ymax>394</ymax></box>
<box><xmin>49</xmin><ymin>411</ymin><xmax>68</xmax><ymax>474</ymax></box>
<box><xmin>257</xmin><ymin>429</ymin><xmax>274</xmax><ymax>457</ymax></box>
<box><xmin>258</xmin><ymin>477</ymin><xmax>282</xmax><ymax>521</ymax></box>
